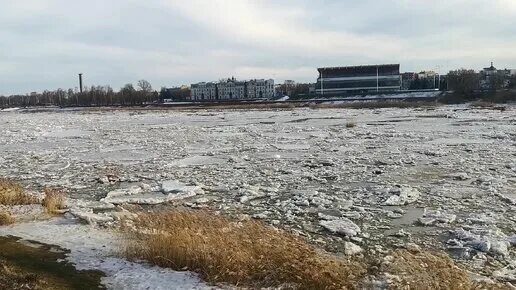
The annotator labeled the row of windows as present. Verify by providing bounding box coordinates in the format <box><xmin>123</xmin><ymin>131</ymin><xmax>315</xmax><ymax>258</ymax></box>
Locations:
<box><xmin>319</xmin><ymin>66</ymin><xmax>400</xmax><ymax>78</ymax></box>
<box><xmin>316</xmin><ymin>79</ymin><xmax>400</xmax><ymax>89</ymax></box>
<box><xmin>194</xmin><ymin>91</ymin><xmax>273</xmax><ymax>99</ymax></box>
<box><xmin>321</xmin><ymin>72</ymin><xmax>400</xmax><ymax>78</ymax></box>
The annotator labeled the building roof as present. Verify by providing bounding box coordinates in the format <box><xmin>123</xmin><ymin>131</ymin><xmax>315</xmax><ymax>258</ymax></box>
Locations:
<box><xmin>317</xmin><ymin>64</ymin><xmax>400</xmax><ymax>73</ymax></box>
<box><xmin>191</xmin><ymin>82</ymin><xmax>216</xmax><ymax>88</ymax></box>
<box><xmin>483</xmin><ymin>62</ymin><xmax>497</xmax><ymax>71</ymax></box>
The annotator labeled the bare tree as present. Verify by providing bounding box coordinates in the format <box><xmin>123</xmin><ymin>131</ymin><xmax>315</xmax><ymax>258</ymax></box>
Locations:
<box><xmin>509</xmin><ymin>75</ymin><xmax>516</xmax><ymax>89</ymax></box>
<box><xmin>121</xmin><ymin>83</ymin><xmax>136</xmax><ymax>105</ymax></box>
<box><xmin>137</xmin><ymin>80</ymin><xmax>152</xmax><ymax>93</ymax></box>
<box><xmin>447</xmin><ymin>69</ymin><xmax>480</xmax><ymax>98</ymax></box>
<box><xmin>137</xmin><ymin>80</ymin><xmax>153</xmax><ymax>104</ymax></box>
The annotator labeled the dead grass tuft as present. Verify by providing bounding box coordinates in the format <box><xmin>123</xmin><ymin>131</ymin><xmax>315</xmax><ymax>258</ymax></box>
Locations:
<box><xmin>124</xmin><ymin>210</ymin><xmax>366</xmax><ymax>289</ymax></box>
<box><xmin>42</xmin><ymin>188</ymin><xmax>67</xmax><ymax>214</ymax></box>
<box><xmin>0</xmin><ymin>259</ymin><xmax>40</xmax><ymax>289</ymax></box>
<box><xmin>0</xmin><ymin>178</ymin><xmax>37</xmax><ymax>206</ymax></box>
<box><xmin>383</xmin><ymin>249</ymin><xmax>475</xmax><ymax>289</ymax></box>
<box><xmin>0</xmin><ymin>211</ymin><xmax>15</xmax><ymax>226</ymax></box>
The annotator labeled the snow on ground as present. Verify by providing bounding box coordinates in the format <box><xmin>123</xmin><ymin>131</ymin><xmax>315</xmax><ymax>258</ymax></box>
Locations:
<box><xmin>0</xmin><ymin>218</ymin><xmax>213</xmax><ymax>290</ymax></box>
<box><xmin>1</xmin><ymin>107</ymin><xmax>21</xmax><ymax>112</ymax></box>
<box><xmin>0</xmin><ymin>104</ymin><xmax>515</xmax><ymax>285</ymax></box>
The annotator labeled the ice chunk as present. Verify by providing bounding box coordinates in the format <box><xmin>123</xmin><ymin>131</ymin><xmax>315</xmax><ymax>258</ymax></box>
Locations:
<box><xmin>417</xmin><ymin>209</ymin><xmax>456</xmax><ymax>226</ymax></box>
<box><xmin>451</xmin><ymin>228</ymin><xmax>509</xmax><ymax>256</ymax></box>
<box><xmin>344</xmin><ymin>242</ymin><xmax>363</xmax><ymax>255</ymax></box>
<box><xmin>69</xmin><ymin>208</ymin><xmax>115</xmax><ymax>225</ymax></box>
<box><xmin>320</xmin><ymin>218</ymin><xmax>361</xmax><ymax>237</ymax></box>
<box><xmin>162</xmin><ymin>180</ymin><xmax>193</xmax><ymax>194</ymax></box>
<box><xmin>384</xmin><ymin>187</ymin><xmax>421</xmax><ymax>206</ymax></box>
<box><xmin>493</xmin><ymin>263</ymin><xmax>516</xmax><ymax>282</ymax></box>
<box><xmin>100</xmin><ymin>181</ymin><xmax>201</xmax><ymax>205</ymax></box>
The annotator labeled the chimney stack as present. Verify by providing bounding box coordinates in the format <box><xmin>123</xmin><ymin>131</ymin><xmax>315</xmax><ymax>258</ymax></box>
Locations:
<box><xmin>79</xmin><ymin>73</ymin><xmax>83</xmax><ymax>93</ymax></box>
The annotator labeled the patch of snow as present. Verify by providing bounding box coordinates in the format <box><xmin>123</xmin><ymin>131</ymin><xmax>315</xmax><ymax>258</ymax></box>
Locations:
<box><xmin>0</xmin><ymin>107</ymin><xmax>20</xmax><ymax>112</ymax></box>
<box><xmin>0</xmin><ymin>218</ymin><xmax>213</xmax><ymax>290</ymax></box>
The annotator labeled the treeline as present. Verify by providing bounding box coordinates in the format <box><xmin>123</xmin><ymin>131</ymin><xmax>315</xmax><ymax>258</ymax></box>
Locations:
<box><xmin>447</xmin><ymin>69</ymin><xmax>516</xmax><ymax>95</ymax></box>
<box><xmin>0</xmin><ymin>80</ymin><xmax>159</xmax><ymax>108</ymax></box>
<box><xmin>443</xmin><ymin>69</ymin><xmax>516</xmax><ymax>103</ymax></box>
<box><xmin>277</xmin><ymin>83</ymin><xmax>311</xmax><ymax>99</ymax></box>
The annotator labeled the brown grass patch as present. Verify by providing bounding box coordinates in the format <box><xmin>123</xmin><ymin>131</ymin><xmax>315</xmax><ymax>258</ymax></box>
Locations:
<box><xmin>124</xmin><ymin>210</ymin><xmax>366</xmax><ymax>289</ymax></box>
<box><xmin>383</xmin><ymin>249</ymin><xmax>477</xmax><ymax>289</ymax></box>
<box><xmin>0</xmin><ymin>211</ymin><xmax>15</xmax><ymax>226</ymax></box>
<box><xmin>42</xmin><ymin>188</ymin><xmax>66</xmax><ymax>214</ymax></box>
<box><xmin>0</xmin><ymin>178</ymin><xmax>37</xmax><ymax>206</ymax></box>
<box><xmin>0</xmin><ymin>259</ymin><xmax>40</xmax><ymax>289</ymax></box>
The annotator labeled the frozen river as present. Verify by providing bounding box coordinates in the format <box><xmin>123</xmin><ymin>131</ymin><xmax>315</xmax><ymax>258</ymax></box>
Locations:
<box><xmin>1</xmin><ymin>105</ymin><xmax>516</xmax><ymax>283</ymax></box>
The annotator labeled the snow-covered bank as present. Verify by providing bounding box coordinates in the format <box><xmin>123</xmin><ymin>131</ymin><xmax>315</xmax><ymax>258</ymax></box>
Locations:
<box><xmin>0</xmin><ymin>218</ymin><xmax>213</xmax><ymax>290</ymax></box>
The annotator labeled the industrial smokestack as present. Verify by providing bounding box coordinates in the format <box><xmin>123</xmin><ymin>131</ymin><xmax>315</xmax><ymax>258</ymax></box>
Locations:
<box><xmin>79</xmin><ymin>73</ymin><xmax>83</xmax><ymax>93</ymax></box>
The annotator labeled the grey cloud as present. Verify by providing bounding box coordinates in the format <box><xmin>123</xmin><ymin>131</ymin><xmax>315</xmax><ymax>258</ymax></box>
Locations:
<box><xmin>0</xmin><ymin>0</ymin><xmax>515</xmax><ymax>95</ymax></box>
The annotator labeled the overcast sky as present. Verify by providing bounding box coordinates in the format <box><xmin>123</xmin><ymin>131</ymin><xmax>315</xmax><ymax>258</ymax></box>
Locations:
<box><xmin>1</xmin><ymin>0</ymin><xmax>516</xmax><ymax>95</ymax></box>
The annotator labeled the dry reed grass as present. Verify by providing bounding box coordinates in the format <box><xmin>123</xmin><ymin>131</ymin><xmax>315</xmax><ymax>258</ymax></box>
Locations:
<box><xmin>0</xmin><ymin>211</ymin><xmax>15</xmax><ymax>226</ymax></box>
<box><xmin>42</xmin><ymin>188</ymin><xmax>66</xmax><ymax>214</ymax></box>
<box><xmin>383</xmin><ymin>249</ymin><xmax>476</xmax><ymax>289</ymax></box>
<box><xmin>0</xmin><ymin>259</ymin><xmax>40</xmax><ymax>289</ymax></box>
<box><xmin>0</xmin><ymin>178</ymin><xmax>37</xmax><ymax>206</ymax></box>
<box><xmin>124</xmin><ymin>210</ymin><xmax>366</xmax><ymax>289</ymax></box>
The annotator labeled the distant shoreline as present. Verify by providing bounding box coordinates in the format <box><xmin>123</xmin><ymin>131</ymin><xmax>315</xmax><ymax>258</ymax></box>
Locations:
<box><xmin>2</xmin><ymin>90</ymin><xmax>515</xmax><ymax>111</ymax></box>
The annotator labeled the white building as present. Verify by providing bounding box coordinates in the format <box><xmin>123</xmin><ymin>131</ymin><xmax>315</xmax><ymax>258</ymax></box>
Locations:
<box><xmin>480</xmin><ymin>62</ymin><xmax>513</xmax><ymax>90</ymax></box>
<box><xmin>191</xmin><ymin>78</ymin><xmax>275</xmax><ymax>100</ymax></box>
<box><xmin>191</xmin><ymin>82</ymin><xmax>217</xmax><ymax>100</ymax></box>
<box><xmin>246</xmin><ymin>79</ymin><xmax>275</xmax><ymax>99</ymax></box>
<box><xmin>217</xmin><ymin>78</ymin><xmax>246</xmax><ymax>100</ymax></box>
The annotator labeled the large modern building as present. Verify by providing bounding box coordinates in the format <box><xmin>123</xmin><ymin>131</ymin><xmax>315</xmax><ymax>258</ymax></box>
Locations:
<box><xmin>316</xmin><ymin>64</ymin><xmax>402</xmax><ymax>96</ymax></box>
<box><xmin>191</xmin><ymin>78</ymin><xmax>274</xmax><ymax>100</ymax></box>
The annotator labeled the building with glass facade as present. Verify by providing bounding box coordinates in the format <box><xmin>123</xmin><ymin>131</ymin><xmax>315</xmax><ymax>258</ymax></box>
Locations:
<box><xmin>316</xmin><ymin>64</ymin><xmax>401</xmax><ymax>96</ymax></box>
